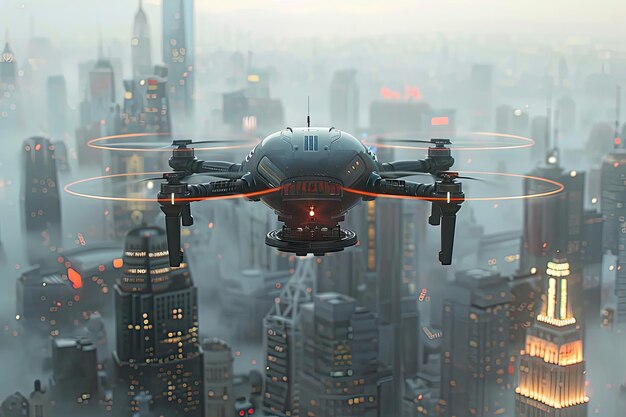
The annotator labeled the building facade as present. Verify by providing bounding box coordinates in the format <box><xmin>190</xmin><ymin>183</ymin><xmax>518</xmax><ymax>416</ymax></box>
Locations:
<box><xmin>515</xmin><ymin>256</ymin><xmax>588</xmax><ymax>417</ymax></box>
<box><xmin>113</xmin><ymin>226</ymin><xmax>204</xmax><ymax>417</ymax></box>
<box><xmin>203</xmin><ymin>338</ymin><xmax>235</xmax><ymax>417</ymax></box>
<box><xmin>21</xmin><ymin>136</ymin><xmax>62</xmax><ymax>266</ymax></box>
<box><xmin>299</xmin><ymin>293</ymin><xmax>381</xmax><ymax>417</ymax></box>
<box><xmin>440</xmin><ymin>269</ymin><xmax>511</xmax><ymax>417</ymax></box>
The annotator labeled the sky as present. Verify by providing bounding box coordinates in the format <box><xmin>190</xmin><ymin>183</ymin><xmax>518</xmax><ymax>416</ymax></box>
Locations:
<box><xmin>1</xmin><ymin>0</ymin><xmax>625</xmax><ymax>50</ymax></box>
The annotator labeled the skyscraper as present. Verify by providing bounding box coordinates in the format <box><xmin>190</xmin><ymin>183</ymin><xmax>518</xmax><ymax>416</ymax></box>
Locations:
<box><xmin>263</xmin><ymin>257</ymin><xmax>316</xmax><ymax>417</ymax></box>
<box><xmin>50</xmin><ymin>338</ymin><xmax>99</xmax><ymax>412</ymax></box>
<box><xmin>46</xmin><ymin>75</ymin><xmax>68</xmax><ymax>135</ymax></box>
<box><xmin>132</xmin><ymin>0</ymin><xmax>152</xmax><ymax>80</ymax></box>
<box><xmin>113</xmin><ymin>226</ymin><xmax>204</xmax><ymax>417</ymax></box>
<box><xmin>601</xmin><ymin>144</ymin><xmax>626</xmax><ymax>325</ymax></box>
<box><xmin>203</xmin><ymin>338</ymin><xmax>235</xmax><ymax>417</ymax></box>
<box><xmin>299</xmin><ymin>293</ymin><xmax>381</xmax><ymax>417</ymax></box>
<box><xmin>329</xmin><ymin>69</ymin><xmax>359</xmax><ymax>132</ymax></box>
<box><xmin>520</xmin><ymin>153</ymin><xmax>585</xmax><ymax>318</ymax></box>
<box><xmin>515</xmin><ymin>255</ymin><xmax>588</xmax><ymax>417</ymax></box>
<box><xmin>0</xmin><ymin>32</ymin><xmax>20</xmax><ymax>130</ymax></box>
<box><xmin>440</xmin><ymin>269</ymin><xmax>511</xmax><ymax>417</ymax></box>
<box><xmin>163</xmin><ymin>0</ymin><xmax>194</xmax><ymax>126</ymax></box>
<box><xmin>21</xmin><ymin>136</ymin><xmax>62</xmax><ymax>266</ymax></box>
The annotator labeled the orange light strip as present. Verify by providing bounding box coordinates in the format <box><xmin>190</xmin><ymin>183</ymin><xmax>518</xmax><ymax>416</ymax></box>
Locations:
<box><xmin>342</xmin><ymin>171</ymin><xmax>564</xmax><ymax>202</ymax></box>
<box><xmin>63</xmin><ymin>171</ymin><xmax>280</xmax><ymax>203</ymax></box>
<box><xmin>86</xmin><ymin>132</ymin><xmax>259</xmax><ymax>152</ymax></box>
<box><xmin>366</xmin><ymin>131</ymin><xmax>535</xmax><ymax>151</ymax></box>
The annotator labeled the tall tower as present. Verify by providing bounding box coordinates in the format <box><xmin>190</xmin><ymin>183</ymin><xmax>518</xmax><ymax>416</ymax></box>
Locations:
<box><xmin>515</xmin><ymin>255</ymin><xmax>589</xmax><ymax>417</ymax></box>
<box><xmin>21</xmin><ymin>136</ymin><xmax>62</xmax><ymax>266</ymax></box>
<box><xmin>162</xmin><ymin>0</ymin><xmax>194</xmax><ymax>126</ymax></box>
<box><xmin>113</xmin><ymin>226</ymin><xmax>204</xmax><ymax>417</ymax></box>
<box><xmin>440</xmin><ymin>269</ymin><xmax>511</xmax><ymax>417</ymax></box>
<box><xmin>263</xmin><ymin>257</ymin><xmax>316</xmax><ymax>417</ymax></box>
<box><xmin>299</xmin><ymin>293</ymin><xmax>381</xmax><ymax>417</ymax></box>
<box><xmin>132</xmin><ymin>0</ymin><xmax>152</xmax><ymax>80</ymax></box>
<box><xmin>329</xmin><ymin>69</ymin><xmax>359</xmax><ymax>132</ymax></box>
<box><xmin>0</xmin><ymin>32</ymin><xmax>19</xmax><ymax>130</ymax></box>
<box><xmin>601</xmin><ymin>98</ymin><xmax>626</xmax><ymax>324</ymax></box>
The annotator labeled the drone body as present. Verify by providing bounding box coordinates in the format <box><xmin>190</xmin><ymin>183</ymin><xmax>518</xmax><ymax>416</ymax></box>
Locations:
<box><xmin>157</xmin><ymin>127</ymin><xmax>464</xmax><ymax>267</ymax></box>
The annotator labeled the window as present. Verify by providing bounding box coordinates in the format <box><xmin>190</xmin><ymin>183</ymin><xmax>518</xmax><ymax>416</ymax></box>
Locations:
<box><xmin>304</xmin><ymin>135</ymin><xmax>319</xmax><ymax>151</ymax></box>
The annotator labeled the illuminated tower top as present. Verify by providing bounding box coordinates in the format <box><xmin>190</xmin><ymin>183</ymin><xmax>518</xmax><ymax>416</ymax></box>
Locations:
<box><xmin>536</xmin><ymin>255</ymin><xmax>576</xmax><ymax>327</ymax></box>
<box><xmin>0</xmin><ymin>32</ymin><xmax>17</xmax><ymax>86</ymax></box>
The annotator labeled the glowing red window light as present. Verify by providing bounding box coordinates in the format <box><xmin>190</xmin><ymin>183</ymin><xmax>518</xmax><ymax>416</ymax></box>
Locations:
<box><xmin>67</xmin><ymin>268</ymin><xmax>83</xmax><ymax>289</ymax></box>
<box><xmin>248</xmin><ymin>408</ymin><xmax>255</xmax><ymax>415</ymax></box>
<box><xmin>431</xmin><ymin>116</ymin><xmax>449</xmax><ymax>126</ymax></box>
<box><xmin>239</xmin><ymin>411</ymin><xmax>245</xmax><ymax>416</ymax></box>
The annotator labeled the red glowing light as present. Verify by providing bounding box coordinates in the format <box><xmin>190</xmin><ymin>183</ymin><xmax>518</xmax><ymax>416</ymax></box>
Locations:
<box><xmin>248</xmin><ymin>408</ymin><xmax>255</xmax><ymax>415</ymax></box>
<box><xmin>57</xmin><ymin>256</ymin><xmax>63</xmax><ymax>263</ymax></box>
<box><xmin>239</xmin><ymin>411</ymin><xmax>245</xmax><ymax>416</ymax></box>
<box><xmin>431</xmin><ymin>116</ymin><xmax>449</xmax><ymax>126</ymax></box>
<box><xmin>35</xmin><ymin>144</ymin><xmax>41</xmax><ymax>151</ymax></box>
<box><xmin>379</xmin><ymin>85</ymin><xmax>422</xmax><ymax>100</ymax></box>
<box><xmin>113</xmin><ymin>258</ymin><xmax>123</xmax><ymax>269</ymax></box>
<box><xmin>614</xmin><ymin>162</ymin><xmax>620</xmax><ymax>168</ymax></box>
<box><xmin>98</xmin><ymin>265</ymin><xmax>105</xmax><ymax>272</ymax></box>
<box><xmin>615</xmin><ymin>137</ymin><xmax>622</xmax><ymax>145</ymax></box>
<box><xmin>67</xmin><ymin>268</ymin><xmax>83</xmax><ymax>289</ymax></box>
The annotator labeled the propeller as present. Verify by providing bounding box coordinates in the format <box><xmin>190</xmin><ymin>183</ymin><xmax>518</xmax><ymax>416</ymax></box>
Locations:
<box><xmin>163</xmin><ymin>139</ymin><xmax>253</xmax><ymax>149</ymax></box>
<box><xmin>376</xmin><ymin>138</ymin><xmax>452</xmax><ymax>146</ymax></box>
<box><xmin>379</xmin><ymin>171</ymin><xmax>486</xmax><ymax>182</ymax></box>
<box><xmin>137</xmin><ymin>171</ymin><xmax>244</xmax><ymax>183</ymax></box>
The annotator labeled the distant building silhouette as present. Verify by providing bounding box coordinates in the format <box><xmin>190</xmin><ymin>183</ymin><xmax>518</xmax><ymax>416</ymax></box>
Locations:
<box><xmin>21</xmin><ymin>136</ymin><xmax>62</xmax><ymax>266</ymax></box>
<box><xmin>330</xmin><ymin>69</ymin><xmax>359</xmax><ymax>132</ymax></box>
<box><xmin>132</xmin><ymin>0</ymin><xmax>152</xmax><ymax>80</ymax></box>
<box><xmin>46</xmin><ymin>75</ymin><xmax>68</xmax><ymax>134</ymax></box>
<box><xmin>162</xmin><ymin>0</ymin><xmax>194</xmax><ymax>127</ymax></box>
<box><xmin>0</xmin><ymin>32</ymin><xmax>20</xmax><ymax>130</ymax></box>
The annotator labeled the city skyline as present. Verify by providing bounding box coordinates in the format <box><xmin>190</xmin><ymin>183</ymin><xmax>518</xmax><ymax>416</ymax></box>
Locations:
<box><xmin>0</xmin><ymin>1</ymin><xmax>624</xmax><ymax>416</ymax></box>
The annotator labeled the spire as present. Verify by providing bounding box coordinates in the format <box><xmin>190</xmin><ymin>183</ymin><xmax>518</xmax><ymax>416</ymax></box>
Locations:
<box><xmin>537</xmin><ymin>253</ymin><xmax>576</xmax><ymax>327</ymax></box>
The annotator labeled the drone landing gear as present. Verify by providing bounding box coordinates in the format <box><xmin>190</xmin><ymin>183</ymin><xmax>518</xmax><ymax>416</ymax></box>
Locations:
<box><xmin>266</xmin><ymin>225</ymin><xmax>357</xmax><ymax>256</ymax></box>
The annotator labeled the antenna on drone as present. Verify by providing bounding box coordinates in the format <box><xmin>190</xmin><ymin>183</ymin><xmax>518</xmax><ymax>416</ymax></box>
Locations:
<box><xmin>307</xmin><ymin>96</ymin><xmax>311</xmax><ymax>128</ymax></box>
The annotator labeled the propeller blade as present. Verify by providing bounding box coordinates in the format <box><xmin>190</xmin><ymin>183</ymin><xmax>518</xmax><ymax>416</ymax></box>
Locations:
<box><xmin>439</xmin><ymin>214</ymin><xmax>457</xmax><ymax>265</ymax></box>
<box><xmin>375</xmin><ymin>138</ymin><xmax>433</xmax><ymax>144</ymax></box>
<box><xmin>380</xmin><ymin>171</ymin><xmax>486</xmax><ymax>182</ymax></box>
<box><xmin>162</xmin><ymin>139</ymin><xmax>253</xmax><ymax>149</ymax></box>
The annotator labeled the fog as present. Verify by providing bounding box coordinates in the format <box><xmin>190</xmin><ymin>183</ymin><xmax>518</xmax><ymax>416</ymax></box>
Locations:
<box><xmin>0</xmin><ymin>0</ymin><xmax>623</xmax><ymax>416</ymax></box>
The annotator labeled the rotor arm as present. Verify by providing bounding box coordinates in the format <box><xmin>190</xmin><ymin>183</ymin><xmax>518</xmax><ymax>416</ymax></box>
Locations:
<box><xmin>169</xmin><ymin>157</ymin><xmax>241</xmax><ymax>175</ymax></box>
<box><xmin>186</xmin><ymin>178</ymin><xmax>251</xmax><ymax>198</ymax></box>
<box><xmin>381</xmin><ymin>160</ymin><xmax>431</xmax><ymax>174</ymax></box>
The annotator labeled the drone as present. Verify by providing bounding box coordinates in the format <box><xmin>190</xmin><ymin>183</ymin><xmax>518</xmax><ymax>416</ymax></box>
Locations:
<box><xmin>154</xmin><ymin>127</ymin><xmax>465</xmax><ymax>267</ymax></box>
